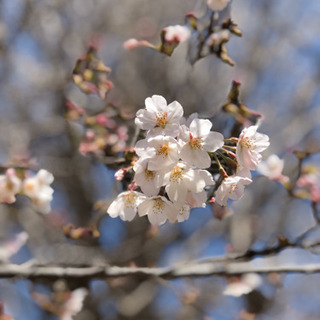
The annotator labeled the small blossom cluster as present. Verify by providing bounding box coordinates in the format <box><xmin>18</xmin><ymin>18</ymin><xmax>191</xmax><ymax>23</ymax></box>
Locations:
<box><xmin>296</xmin><ymin>164</ymin><xmax>320</xmax><ymax>203</ymax></box>
<box><xmin>32</xmin><ymin>283</ymin><xmax>88</xmax><ymax>320</ymax></box>
<box><xmin>215</xmin><ymin>125</ymin><xmax>270</xmax><ymax>206</ymax></box>
<box><xmin>123</xmin><ymin>3</ymin><xmax>241</xmax><ymax>66</ymax></box>
<box><xmin>72</xmin><ymin>46</ymin><xmax>113</xmax><ymax>100</ymax></box>
<box><xmin>65</xmin><ymin>101</ymin><xmax>130</xmax><ymax>157</ymax></box>
<box><xmin>0</xmin><ymin>168</ymin><xmax>54</xmax><ymax>214</ymax></box>
<box><xmin>107</xmin><ymin>95</ymin><xmax>270</xmax><ymax>225</ymax></box>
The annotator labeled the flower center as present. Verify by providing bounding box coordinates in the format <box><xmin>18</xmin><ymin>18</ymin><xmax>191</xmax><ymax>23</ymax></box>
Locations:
<box><xmin>152</xmin><ymin>198</ymin><xmax>164</xmax><ymax>214</ymax></box>
<box><xmin>189</xmin><ymin>133</ymin><xmax>203</xmax><ymax>150</ymax></box>
<box><xmin>145</xmin><ymin>170</ymin><xmax>155</xmax><ymax>182</ymax></box>
<box><xmin>156</xmin><ymin>144</ymin><xmax>170</xmax><ymax>157</ymax></box>
<box><xmin>179</xmin><ymin>206</ymin><xmax>188</xmax><ymax>216</ymax></box>
<box><xmin>123</xmin><ymin>192</ymin><xmax>138</xmax><ymax>209</ymax></box>
<box><xmin>170</xmin><ymin>166</ymin><xmax>183</xmax><ymax>182</ymax></box>
<box><xmin>229</xmin><ymin>183</ymin><xmax>238</xmax><ymax>194</ymax></box>
<box><xmin>241</xmin><ymin>137</ymin><xmax>254</xmax><ymax>150</ymax></box>
<box><xmin>24</xmin><ymin>181</ymin><xmax>36</xmax><ymax>192</ymax></box>
<box><xmin>155</xmin><ymin>112</ymin><xmax>168</xmax><ymax>128</ymax></box>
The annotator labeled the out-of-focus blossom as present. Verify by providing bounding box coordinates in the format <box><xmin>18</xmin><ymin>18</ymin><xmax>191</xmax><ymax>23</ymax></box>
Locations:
<box><xmin>236</xmin><ymin>125</ymin><xmax>270</xmax><ymax>170</ymax></box>
<box><xmin>138</xmin><ymin>196</ymin><xmax>174</xmax><ymax>226</ymax></box>
<box><xmin>223</xmin><ymin>273</ymin><xmax>262</xmax><ymax>297</ymax></box>
<box><xmin>0</xmin><ymin>302</ymin><xmax>14</xmax><ymax>320</ymax></box>
<box><xmin>114</xmin><ymin>168</ymin><xmax>126</xmax><ymax>181</ymax></box>
<box><xmin>61</xmin><ymin>288</ymin><xmax>88</xmax><ymax>320</ymax></box>
<box><xmin>297</xmin><ymin>166</ymin><xmax>320</xmax><ymax>203</ymax></box>
<box><xmin>135</xmin><ymin>95</ymin><xmax>184</xmax><ymax>137</ymax></box>
<box><xmin>32</xmin><ymin>286</ymin><xmax>88</xmax><ymax>320</ymax></box>
<box><xmin>0</xmin><ymin>169</ymin><xmax>22</xmax><ymax>204</ymax></box>
<box><xmin>207</xmin><ymin>0</ymin><xmax>231</xmax><ymax>11</ymax></box>
<box><xmin>62</xmin><ymin>224</ymin><xmax>100</xmax><ymax>240</ymax></box>
<box><xmin>215</xmin><ymin>175</ymin><xmax>252</xmax><ymax>206</ymax></box>
<box><xmin>72</xmin><ymin>46</ymin><xmax>113</xmax><ymax>100</ymax></box>
<box><xmin>179</xmin><ymin>118</ymin><xmax>224</xmax><ymax>169</ymax></box>
<box><xmin>163</xmin><ymin>25</ymin><xmax>191</xmax><ymax>43</ymax></box>
<box><xmin>23</xmin><ymin>169</ymin><xmax>54</xmax><ymax>214</ymax></box>
<box><xmin>258</xmin><ymin>154</ymin><xmax>289</xmax><ymax>183</ymax></box>
<box><xmin>123</xmin><ymin>38</ymin><xmax>154</xmax><ymax>50</ymax></box>
<box><xmin>208</xmin><ymin>30</ymin><xmax>230</xmax><ymax>46</ymax></box>
<box><xmin>79</xmin><ymin>123</ymin><xmax>128</xmax><ymax>157</ymax></box>
<box><xmin>0</xmin><ymin>231</ymin><xmax>28</xmax><ymax>262</ymax></box>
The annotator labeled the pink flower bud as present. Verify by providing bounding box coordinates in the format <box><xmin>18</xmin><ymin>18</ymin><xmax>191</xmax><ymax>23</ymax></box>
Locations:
<box><xmin>114</xmin><ymin>169</ymin><xmax>125</xmax><ymax>181</ymax></box>
<box><xmin>123</xmin><ymin>38</ymin><xmax>140</xmax><ymax>50</ymax></box>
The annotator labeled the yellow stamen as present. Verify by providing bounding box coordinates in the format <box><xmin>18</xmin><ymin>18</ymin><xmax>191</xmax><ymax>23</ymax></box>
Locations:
<box><xmin>170</xmin><ymin>166</ymin><xmax>184</xmax><ymax>182</ymax></box>
<box><xmin>152</xmin><ymin>198</ymin><xmax>164</xmax><ymax>214</ymax></box>
<box><xmin>229</xmin><ymin>183</ymin><xmax>238</xmax><ymax>194</ymax></box>
<box><xmin>156</xmin><ymin>144</ymin><xmax>170</xmax><ymax>157</ymax></box>
<box><xmin>189</xmin><ymin>133</ymin><xmax>203</xmax><ymax>150</ymax></box>
<box><xmin>155</xmin><ymin>112</ymin><xmax>168</xmax><ymax>128</ymax></box>
<box><xmin>122</xmin><ymin>193</ymin><xmax>138</xmax><ymax>209</ymax></box>
<box><xmin>145</xmin><ymin>170</ymin><xmax>155</xmax><ymax>182</ymax></box>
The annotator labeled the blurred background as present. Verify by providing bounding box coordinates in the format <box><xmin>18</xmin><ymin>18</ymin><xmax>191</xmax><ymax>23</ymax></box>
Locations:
<box><xmin>0</xmin><ymin>0</ymin><xmax>320</xmax><ymax>319</ymax></box>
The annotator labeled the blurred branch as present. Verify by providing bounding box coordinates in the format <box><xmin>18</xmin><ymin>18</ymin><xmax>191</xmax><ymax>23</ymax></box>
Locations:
<box><xmin>2</xmin><ymin>250</ymin><xmax>320</xmax><ymax>281</ymax></box>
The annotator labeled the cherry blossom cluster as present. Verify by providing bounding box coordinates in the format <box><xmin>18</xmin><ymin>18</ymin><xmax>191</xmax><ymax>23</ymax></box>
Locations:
<box><xmin>0</xmin><ymin>168</ymin><xmax>54</xmax><ymax>214</ymax></box>
<box><xmin>107</xmin><ymin>95</ymin><xmax>270</xmax><ymax>225</ymax></box>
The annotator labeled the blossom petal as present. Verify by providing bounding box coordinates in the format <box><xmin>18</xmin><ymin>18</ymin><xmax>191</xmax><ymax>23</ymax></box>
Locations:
<box><xmin>204</xmin><ymin>131</ymin><xmax>224</xmax><ymax>152</ymax></box>
<box><xmin>189</xmin><ymin>119</ymin><xmax>212</xmax><ymax>137</ymax></box>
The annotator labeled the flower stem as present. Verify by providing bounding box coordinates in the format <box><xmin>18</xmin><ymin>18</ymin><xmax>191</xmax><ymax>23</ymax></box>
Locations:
<box><xmin>220</xmin><ymin>147</ymin><xmax>237</xmax><ymax>159</ymax></box>
<box><xmin>212</xmin><ymin>153</ymin><xmax>228</xmax><ymax>179</ymax></box>
<box><xmin>216</xmin><ymin>151</ymin><xmax>238</xmax><ymax>169</ymax></box>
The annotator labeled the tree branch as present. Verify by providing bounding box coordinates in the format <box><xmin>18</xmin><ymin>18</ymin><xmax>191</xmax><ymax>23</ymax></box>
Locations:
<box><xmin>1</xmin><ymin>257</ymin><xmax>320</xmax><ymax>282</ymax></box>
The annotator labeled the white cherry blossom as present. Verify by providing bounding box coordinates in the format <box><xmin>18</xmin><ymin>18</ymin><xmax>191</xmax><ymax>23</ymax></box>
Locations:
<box><xmin>107</xmin><ymin>191</ymin><xmax>145</xmax><ymax>221</ymax></box>
<box><xmin>236</xmin><ymin>166</ymin><xmax>252</xmax><ymax>180</ymax></box>
<box><xmin>23</xmin><ymin>169</ymin><xmax>54</xmax><ymax>214</ymax></box>
<box><xmin>135</xmin><ymin>95</ymin><xmax>183</xmax><ymax>137</ymax></box>
<box><xmin>163</xmin><ymin>25</ymin><xmax>191</xmax><ymax>43</ymax></box>
<box><xmin>167</xmin><ymin>203</ymin><xmax>191</xmax><ymax>223</ymax></box>
<box><xmin>207</xmin><ymin>0</ymin><xmax>231</xmax><ymax>11</ymax></box>
<box><xmin>179</xmin><ymin>112</ymin><xmax>198</xmax><ymax>127</ymax></box>
<box><xmin>133</xmin><ymin>158</ymin><xmax>163</xmax><ymax>196</ymax></box>
<box><xmin>156</xmin><ymin>162</ymin><xmax>214</xmax><ymax>204</ymax></box>
<box><xmin>179</xmin><ymin>118</ymin><xmax>224</xmax><ymax>169</ymax></box>
<box><xmin>186</xmin><ymin>190</ymin><xmax>208</xmax><ymax>208</ymax></box>
<box><xmin>236</xmin><ymin>125</ymin><xmax>270</xmax><ymax>170</ymax></box>
<box><xmin>215</xmin><ymin>175</ymin><xmax>252</xmax><ymax>206</ymax></box>
<box><xmin>138</xmin><ymin>196</ymin><xmax>174</xmax><ymax>226</ymax></box>
<box><xmin>135</xmin><ymin>135</ymin><xmax>180</xmax><ymax>172</ymax></box>
<box><xmin>0</xmin><ymin>169</ymin><xmax>22</xmax><ymax>204</ymax></box>
<box><xmin>175</xmin><ymin>204</ymin><xmax>191</xmax><ymax>223</ymax></box>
